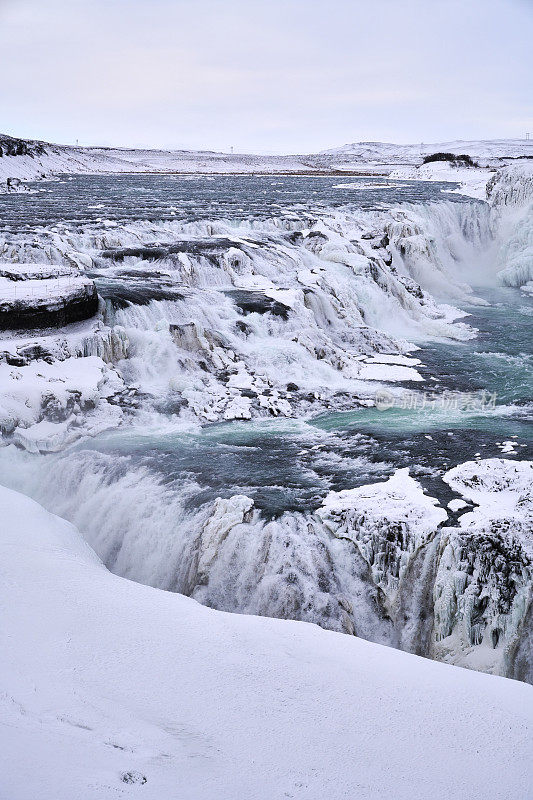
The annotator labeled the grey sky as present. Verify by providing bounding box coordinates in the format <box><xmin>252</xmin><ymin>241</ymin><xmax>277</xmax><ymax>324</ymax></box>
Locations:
<box><xmin>1</xmin><ymin>0</ymin><xmax>531</xmax><ymax>153</ymax></box>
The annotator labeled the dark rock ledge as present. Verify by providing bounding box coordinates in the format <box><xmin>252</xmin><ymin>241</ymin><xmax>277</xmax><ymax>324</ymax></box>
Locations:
<box><xmin>0</xmin><ymin>264</ymin><xmax>99</xmax><ymax>330</ymax></box>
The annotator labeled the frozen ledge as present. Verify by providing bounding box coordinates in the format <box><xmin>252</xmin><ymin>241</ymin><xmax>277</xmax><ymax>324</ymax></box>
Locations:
<box><xmin>0</xmin><ymin>273</ymin><xmax>99</xmax><ymax>330</ymax></box>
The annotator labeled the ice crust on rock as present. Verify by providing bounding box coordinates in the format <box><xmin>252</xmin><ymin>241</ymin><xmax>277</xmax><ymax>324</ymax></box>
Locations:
<box><xmin>195</xmin><ymin>494</ymin><xmax>255</xmax><ymax>584</ymax></box>
<box><xmin>443</xmin><ymin>458</ymin><xmax>533</xmax><ymax>537</ymax></box>
<box><xmin>0</xmin><ymin>354</ymin><xmax>126</xmax><ymax>451</ymax></box>
<box><xmin>317</xmin><ymin>469</ymin><xmax>447</xmax><ymax>597</ymax></box>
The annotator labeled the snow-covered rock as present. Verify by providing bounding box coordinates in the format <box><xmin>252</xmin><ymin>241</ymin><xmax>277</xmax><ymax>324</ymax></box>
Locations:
<box><xmin>0</xmin><ymin>354</ymin><xmax>125</xmax><ymax>451</ymax></box>
<box><xmin>318</xmin><ymin>469</ymin><xmax>446</xmax><ymax>598</ymax></box>
<box><xmin>0</xmin><ymin>263</ymin><xmax>98</xmax><ymax>330</ymax></box>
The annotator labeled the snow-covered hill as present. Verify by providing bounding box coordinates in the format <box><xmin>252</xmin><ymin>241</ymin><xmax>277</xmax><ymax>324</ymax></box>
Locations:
<box><xmin>320</xmin><ymin>138</ymin><xmax>533</xmax><ymax>164</ymax></box>
<box><xmin>0</xmin><ymin>134</ymin><xmax>317</xmax><ymax>182</ymax></box>
<box><xmin>1</xmin><ymin>483</ymin><xmax>531</xmax><ymax>800</ymax></box>
<box><xmin>1</xmin><ymin>133</ymin><xmax>532</xmax><ymax>185</ymax></box>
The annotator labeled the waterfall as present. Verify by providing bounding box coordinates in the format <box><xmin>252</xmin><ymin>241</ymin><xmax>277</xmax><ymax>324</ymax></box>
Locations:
<box><xmin>1</xmin><ymin>164</ymin><xmax>532</xmax><ymax>681</ymax></box>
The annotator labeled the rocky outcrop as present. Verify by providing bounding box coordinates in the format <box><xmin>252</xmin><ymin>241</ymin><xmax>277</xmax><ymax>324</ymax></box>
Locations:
<box><xmin>0</xmin><ymin>134</ymin><xmax>46</xmax><ymax>159</ymax></box>
<box><xmin>0</xmin><ymin>264</ymin><xmax>98</xmax><ymax>330</ymax></box>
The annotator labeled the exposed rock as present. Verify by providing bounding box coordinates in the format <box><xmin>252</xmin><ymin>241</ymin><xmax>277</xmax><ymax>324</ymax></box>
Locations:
<box><xmin>0</xmin><ymin>265</ymin><xmax>99</xmax><ymax>330</ymax></box>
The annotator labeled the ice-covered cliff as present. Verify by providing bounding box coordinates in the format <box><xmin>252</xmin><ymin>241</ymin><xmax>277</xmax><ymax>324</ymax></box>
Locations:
<box><xmin>488</xmin><ymin>163</ymin><xmax>533</xmax><ymax>292</ymax></box>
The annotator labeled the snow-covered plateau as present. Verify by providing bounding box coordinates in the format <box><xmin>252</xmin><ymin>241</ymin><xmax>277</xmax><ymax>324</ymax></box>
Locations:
<box><xmin>0</xmin><ymin>136</ymin><xmax>532</xmax><ymax>797</ymax></box>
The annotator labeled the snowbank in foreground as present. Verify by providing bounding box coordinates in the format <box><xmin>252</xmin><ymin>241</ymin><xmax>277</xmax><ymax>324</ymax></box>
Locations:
<box><xmin>0</xmin><ymin>484</ymin><xmax>531</xmax><ymax>800</ymax></box>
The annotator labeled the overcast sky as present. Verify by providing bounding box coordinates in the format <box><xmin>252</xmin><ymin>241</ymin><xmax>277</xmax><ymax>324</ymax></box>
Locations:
<box><xmin>1</xmin><ymin>0</ymin><xmax>531</xmax><ymax>153</ymax></box>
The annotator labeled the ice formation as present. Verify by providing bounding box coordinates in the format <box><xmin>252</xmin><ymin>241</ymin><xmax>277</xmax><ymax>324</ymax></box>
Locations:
<box><xmin>489</xmin><ymin>164</ymin><xmax>533</xmax><ymax>291</ymax></box>
<box><xmin>434</xmin><ymin>460</ymin><xmax>533</xmax><ymax>680</ymax></box>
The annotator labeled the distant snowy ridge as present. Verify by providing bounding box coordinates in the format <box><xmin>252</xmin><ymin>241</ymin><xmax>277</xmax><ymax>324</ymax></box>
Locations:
<box><xmin>0</xmin><ymin>133</ymin><xmax>317</xmax><ymax>183</ymax></box>
<box><xmin>321</xmin><ymin>138</ymin><xmax>533</xmax><ymax>164</ymax></box>
<box><xmin>1</xmin><ymin>133</ymin><xmax>532</xmax><ymax>185</ymax></box>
